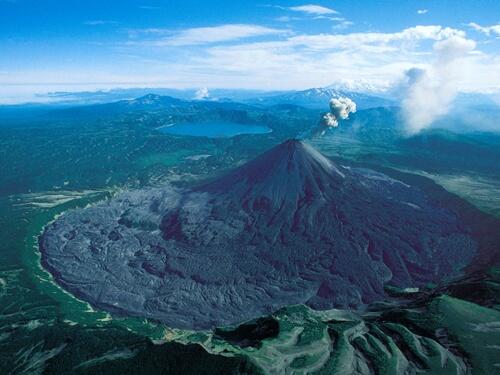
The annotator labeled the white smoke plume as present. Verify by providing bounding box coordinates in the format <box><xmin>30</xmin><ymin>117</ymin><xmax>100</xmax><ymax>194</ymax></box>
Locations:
<box><xmin>310</xmin><ymin>97</ymin><xmax>357</xmax><ymax>137</ymax></box>
<box><xmin>401</xmin><ymin>35</ymin><xmax>476</xmax><ymax>135</ymax></box>
<box><xmin>194</xmin><ymin>87</ymin><xmax>210</xmax><ymax>100</ymax></box>
<box><xmin>300</xmin><ymin>97</ymin><xmax>355</xmax><ymax>138</ymax></box>
<box><xmin>322</xmin><ymin>112</ymin><xmax>339</xmax><ymax>127</ymax></box>
<box><xmin>326</xmin><ymin>97</ymin><xmax>357</xmax><ymax>127</ymax></box>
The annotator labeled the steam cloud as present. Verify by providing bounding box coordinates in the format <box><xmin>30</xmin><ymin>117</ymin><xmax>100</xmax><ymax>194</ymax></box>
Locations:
<box><xmin>312</xmin><ymin>97</ymin><xmax>357</xmax><ymax>137</ymax></box>
<box><xmin>401</xmin><ymin>35</ymin><xmax>476</xmax><ymax>135</ymax></box>
<box><xmin>324</xmin><ymin>97</ymin><xmax>357</xmax><ymax>127</ymax></box>
<box><xmin>194</xmin><ymin>87</ymin><xmax>210</xmax><ymax>100</ymax></box>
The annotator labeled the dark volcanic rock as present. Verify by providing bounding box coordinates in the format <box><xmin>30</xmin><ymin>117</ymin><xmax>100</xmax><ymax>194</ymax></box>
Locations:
<box><xmin>214</xmin><ymin>317</ymin><xmax>279</xmax><ymax>348</ymax></box>
<box><xmin>40</xmin><ymin>140</ymin><xmax>478</xmax><ymax>329</ymax></box>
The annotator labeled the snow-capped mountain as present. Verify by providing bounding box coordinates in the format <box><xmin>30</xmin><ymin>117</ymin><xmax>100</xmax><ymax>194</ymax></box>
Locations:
<box><xmin>248</xmin><ymin>87</ymin><xmax>395</xmax><ymax>109</ymax></box>
<box><xmin>325</xmin><ymin>79</ymin><xmax>391</xmax><ymax>94</ymax></box>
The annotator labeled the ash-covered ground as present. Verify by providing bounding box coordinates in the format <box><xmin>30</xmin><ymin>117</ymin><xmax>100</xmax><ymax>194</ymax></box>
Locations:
<box><xmin>40</xmin><ymin>140</ymin><xmax>478</xmax><ymax>329</ymax></box>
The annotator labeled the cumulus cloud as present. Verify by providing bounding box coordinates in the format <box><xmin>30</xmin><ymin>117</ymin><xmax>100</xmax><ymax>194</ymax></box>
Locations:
<box><xmin>417</xmin><ymin>9</ymin><xmax>428</xmax><ymax>15</ymax></box>
<box><xmin>288</xmin><ymin>25</ymin><xmax>464</xmax><ymax>49</ymax></box>
<box><xmin>121</xmin><ymin>26</ymin><xmax>495</xmax><ymax>93</ymax></box>
<box><xmin>289</xmin><ymin>4</ymin><xmax>338</xmax><ymax>15</ymax></box>
<box><xmin>401</xmin><ymin>35</ymin><xmax>477</xmax><ymax>134</ymax></box>
<box><xmin>5</xmin><ymin>23</ymin><xmax>500</xmax><ymax>103</ymax></box>
<box><xmin>468</xmin><ymin>22</ymin><xmax>500</xmax><ymax>36</ymax></box>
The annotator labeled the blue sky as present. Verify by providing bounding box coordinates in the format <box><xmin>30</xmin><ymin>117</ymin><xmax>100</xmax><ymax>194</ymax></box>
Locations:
<box><xmin>1</xmin><ymin>0</ymin><xmax>499</xmax><ymax>103</ymax></box>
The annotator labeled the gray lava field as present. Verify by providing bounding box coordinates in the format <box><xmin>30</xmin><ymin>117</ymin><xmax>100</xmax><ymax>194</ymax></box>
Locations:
<box><xmin>40</xmin><ymin>140</ymin><xmax>481</xmax><ymax>329</ymax></box>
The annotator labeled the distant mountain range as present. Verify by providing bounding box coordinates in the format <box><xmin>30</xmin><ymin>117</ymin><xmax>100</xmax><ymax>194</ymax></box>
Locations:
<box><xmin>2</xmin><ymin>87</ymin><xmax>497</xmax><ymax>129</ymax></box>
<box><xmin>246</xmin><ymin>87</ymin><xmax>395</xmax><ymax>109</ymax></box>
<box><xmin>105</xmin><ymin>87</ymin><xmax>395</xmax><ymax>111</ymax></box>
<box><xmin>3</xmin><ymin>85</ymin><xmax>393</xmax><ymax>110</ymax></box>
<box><xmin>39</xmin><ymin>88</ymin><xmax>283</xmax><ymax>105</ymax></box>
<box><xmin>53</xmin><ymin>88</ymin><xmax>394</xmax><ymax>118</ymax></box>
<box><xmin>47</xmin><ymin>93</ymin><xmax>257</xmax><ymax>121</ymax></box>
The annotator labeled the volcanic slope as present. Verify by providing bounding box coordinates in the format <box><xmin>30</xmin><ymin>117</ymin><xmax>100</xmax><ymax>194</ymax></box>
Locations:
<box><xmin>40</xmin><ymin>140</ymin><xmax>478</xmax><ymax>329</ymax></box>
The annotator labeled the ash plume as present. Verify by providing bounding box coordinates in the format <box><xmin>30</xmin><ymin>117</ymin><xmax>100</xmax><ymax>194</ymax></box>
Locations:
<box><xmin>311</xmin><ymin>97</ymin><xmax>357</xmax><ymax>137</ymax></box>
<box><xmin>326</xmin><ymin>97</ymin><xmax>357</xmax><ymax>126</ymax></box>
<box><xmin>401</xmin><ymin>36</ymin><xmax>476</xmax><ymax>135</ymax></box>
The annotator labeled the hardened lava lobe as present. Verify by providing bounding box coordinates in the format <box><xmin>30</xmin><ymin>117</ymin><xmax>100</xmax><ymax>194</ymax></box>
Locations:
<box><xmin>40</xmin><ymin>140</ymin><xmax>477</xmax><ymax>329</ymax></box>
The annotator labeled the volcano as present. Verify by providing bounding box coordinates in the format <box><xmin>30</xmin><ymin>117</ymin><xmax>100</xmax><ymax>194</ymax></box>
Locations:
<box><xmin>40</xmin><ymin>140</ymin><xmax>478</xmax><ymax>329</ymax></box>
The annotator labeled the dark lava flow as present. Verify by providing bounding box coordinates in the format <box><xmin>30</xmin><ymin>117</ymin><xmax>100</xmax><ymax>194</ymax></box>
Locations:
<box><xmin>40</xmin><ymin>140</ymin><xmax>478</xmax><ymax>329</ymax></box>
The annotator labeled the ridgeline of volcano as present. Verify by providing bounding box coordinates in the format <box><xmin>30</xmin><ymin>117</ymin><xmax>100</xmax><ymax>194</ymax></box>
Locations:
<box><xmin>40</xmin><ymin>140</ymin><xmax>479</xmax><ymax>329</ymax></box>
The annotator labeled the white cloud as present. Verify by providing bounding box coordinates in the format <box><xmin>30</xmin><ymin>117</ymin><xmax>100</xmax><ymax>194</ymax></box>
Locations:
<box><xmin>289</xmin><ymin>4</ymin><xmax>338</xmax><ymax>15</ymax></box>
<box><xmin>468</xmin><ymin>22</ymin><xmax>500</xmax><ymax>36</ymax></box>
<box><xmin>315</xmin><ymin>16</ymin><xmax>345</xmax><ymax>21</ymax></box>
<box><xmin>3</xmin><ymin>24</ymin><xmax>499</xmax><ymax>101</ymax></box>
<box><xmin>332</xmin><ymin>21</ymin><xmax>354</xmax><ymax>30</ymax></box>
<box><xmin>402</xmin><ymin>36</ymin><xmax>477</xmax><ymax>134</ymax></box>
<box><xmin>275</xmin><ymin>16</ymin><xmax>300</xmax><ymax>22</ymax></box>
<box><xmin>151</xmin><ymin>24</ymin><xmax>288</xmax><ymax>46</ymax></box>
<box><xmin>286</xmin><ymin>25</ymin><xmax>464</xmax><ymax>50</ymax></box>
<box><xmin>83</xmin><ymin>20</ymin><xmax>117</xmax><ymax>26</ymax></box>
<box><xmin>184</xmin><ymin>26</ymin><xmax>468</xmax><ymax>89</ymax></box>
<box><xmin>194</xmin><ymin>87</ymin><xmax>210</xmax><ymax>99</ymax></box>
<box><xmin>180</xmin><ymin>25</ymin><xmax>499</xmax><ymax>94</ymax></box>
<box><xmin>417</xmin><ymin>9</ymin><xmax>428</xmax><ymax>15</ymax></box>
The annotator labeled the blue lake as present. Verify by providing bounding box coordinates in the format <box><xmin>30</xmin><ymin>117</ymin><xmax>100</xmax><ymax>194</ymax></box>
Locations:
<box><xmin>158</xmin><ymin>121</ymin><xmax>272</xmax><ymax>138</ymax></box>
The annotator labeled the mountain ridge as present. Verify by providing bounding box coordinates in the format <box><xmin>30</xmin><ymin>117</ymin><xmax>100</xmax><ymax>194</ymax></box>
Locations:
<box><xmin>247</xmin><ymin>87</ymin><xmax>395</xmax><ymax>109</ymax></box>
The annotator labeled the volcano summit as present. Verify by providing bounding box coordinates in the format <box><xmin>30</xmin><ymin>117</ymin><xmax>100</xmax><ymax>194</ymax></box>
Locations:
<box><xmin>40</xmin><ymin>140</ymin><xmax>478</xmax><ymax>329</ymax></box>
